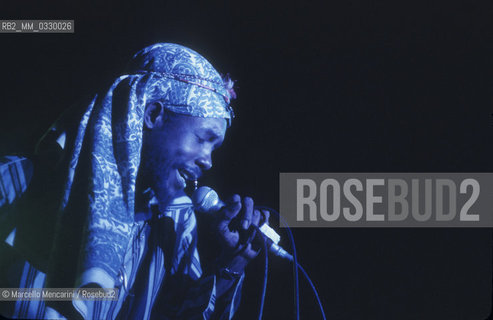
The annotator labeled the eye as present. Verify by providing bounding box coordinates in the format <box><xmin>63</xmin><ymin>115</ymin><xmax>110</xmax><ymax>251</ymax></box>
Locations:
<box><xmin>195</xmin><ymin>134</ymin><xmax>206</xmax><ymax>144</ymax></box>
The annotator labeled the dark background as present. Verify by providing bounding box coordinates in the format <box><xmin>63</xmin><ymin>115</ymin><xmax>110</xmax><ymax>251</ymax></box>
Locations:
<box><xmin>1</xmin><ymin>0</ymin><xmax>492</xmax><ymax>319</ymax></box>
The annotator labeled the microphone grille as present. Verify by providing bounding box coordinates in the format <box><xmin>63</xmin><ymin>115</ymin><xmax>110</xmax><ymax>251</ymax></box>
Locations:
<box><xmin>192</xmin><ymin>186</ymin><xmax>222</xmax><ymax>213</ymax></box>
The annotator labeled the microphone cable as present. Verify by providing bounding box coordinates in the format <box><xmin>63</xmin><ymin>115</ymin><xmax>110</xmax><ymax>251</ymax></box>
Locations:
<box><xmin>256</xmin><ymin>205</ymin><xmax>299</xmax><ymax>320</ymax></box>
<box><xmin>297</xmin><ymin>263</ymin><xmax>327</xmax><ymax>320</ymax></box>
<box><xmin>255</xmin><ymin>205</ymin><xmax>326</xmax><ymax>320</ymax></box>
<box><xmin>258</xmin><ymin>234</ymin><xmax>268</xmax><ymax>320</ymax></box>
<box><xmin>190</xmin><ymin>186</ymin><xmax>324</xmax><ymax>319</ymax></box>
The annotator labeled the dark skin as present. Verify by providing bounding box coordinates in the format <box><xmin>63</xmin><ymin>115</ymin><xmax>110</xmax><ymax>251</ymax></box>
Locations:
<box><xmin>140</xmin><ymin>102</ymin><xmax>268</xmax><ymax>296</ymax></box>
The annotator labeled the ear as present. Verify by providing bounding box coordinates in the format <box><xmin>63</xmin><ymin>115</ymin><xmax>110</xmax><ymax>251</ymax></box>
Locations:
<box><xmin>143</xmin><ymin>101</ymin><xmax>165</xmax><ymax>130</ymax></box>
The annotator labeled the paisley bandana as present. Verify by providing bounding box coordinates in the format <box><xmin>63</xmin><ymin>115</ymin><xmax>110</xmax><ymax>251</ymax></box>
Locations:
<box><xmin>129</xmin><ymin>43</ymin><xmax>235</xmax><ymax>124</ymax></box>
<box><xmin>45</xmin><ymin>43</ymin><xmax>235</xmax><ymax>296</ymax></box>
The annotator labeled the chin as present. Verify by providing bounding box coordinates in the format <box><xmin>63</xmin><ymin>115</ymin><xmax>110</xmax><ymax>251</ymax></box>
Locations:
<box><xmin>163</xmin><ymin>182</ymin><xmax>185</xmax><ymax>201</ymax></box>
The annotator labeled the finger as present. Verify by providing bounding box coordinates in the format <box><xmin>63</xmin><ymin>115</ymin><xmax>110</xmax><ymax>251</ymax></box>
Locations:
<box><xmin>245</xmin><ymin>209</ymin><xmax>262</xmax><ymax>248</ymax></box>
<box><xmin>251</xmin><ymin>209</ymin><xmax>261</xmax><ymax>227</ymax></box>
<box><xmin>241</xmin><ymin>209</ymin><xmax>260</xmax><ymax>245</ymax></box>
<box><xmin>262</xmin><ymin>210</ymin><xmax>270</xmax><ymax>222</ymax></box>
<box><xmin>240</xmin><ymin>197</ymin><xmax>254</xmax><ymax>230</ymax></box>
<box><xmin>243</xmin><ymin>243</ymin><xmax>261</xmax><ymax>260</ymax></box>
<box><xmin>221</xmin><ymin>194</ymin><xmax>242</xmax><ymax>221</ymax></box>
<box><xmin>250</xmin><ymin>230</ymin><xmax>265</xmax><ymax>254</ymax></box>
<box><xmin>242</xmin><ymin>223</ymin><xmax>257</xmax><ymax>245</ymax></box>
<box><xmin>260</xmin><ymin>209</ymin><xmax>269</xmax><ymax>225</ymax></box>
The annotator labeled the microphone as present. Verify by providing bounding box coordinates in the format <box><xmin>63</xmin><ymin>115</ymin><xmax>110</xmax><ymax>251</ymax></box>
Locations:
<box><xmin>192</xmin><ymin>186</ymin><xmax>293</xmax><ymax>261</ymax></box>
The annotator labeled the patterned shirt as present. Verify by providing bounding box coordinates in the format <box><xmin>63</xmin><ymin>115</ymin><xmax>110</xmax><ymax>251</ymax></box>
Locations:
<box><xmin>0</xmin><ymin>156</ymin><xmax>244</xmax><ymax>319</ymax></box>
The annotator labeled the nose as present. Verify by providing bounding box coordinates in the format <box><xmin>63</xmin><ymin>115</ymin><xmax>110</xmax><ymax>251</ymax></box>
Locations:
<box><xmin>196</xmin><ymin>150</ymin><xmax>212</xmax><ymax>171</ymax></box>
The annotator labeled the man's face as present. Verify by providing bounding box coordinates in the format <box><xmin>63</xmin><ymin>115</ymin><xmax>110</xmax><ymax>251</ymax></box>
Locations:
<box><xmin>141</xmin><ymin>111</ymin><xmax>227</xmax><ymax>207</ymax></box>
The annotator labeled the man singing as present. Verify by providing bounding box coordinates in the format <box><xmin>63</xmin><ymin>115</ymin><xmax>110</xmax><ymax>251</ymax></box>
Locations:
<box><xmin>0</xmin><ymin>43</ymin><xmax>265</xmax><ymax>319</ymax></box>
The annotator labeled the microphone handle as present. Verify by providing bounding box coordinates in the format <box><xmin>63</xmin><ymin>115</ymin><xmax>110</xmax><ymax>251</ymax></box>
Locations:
<box><xmin>195</xmin><ymin>188</ymin><xmax>293</xmax><ymax>260</ymax></box>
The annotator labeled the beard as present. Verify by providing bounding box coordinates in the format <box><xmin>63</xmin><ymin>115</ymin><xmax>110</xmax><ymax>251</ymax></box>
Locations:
<box><xmin>139</xmin><ymin>149</ymin><xmax>185</xmax><ymax>212</ymax></box>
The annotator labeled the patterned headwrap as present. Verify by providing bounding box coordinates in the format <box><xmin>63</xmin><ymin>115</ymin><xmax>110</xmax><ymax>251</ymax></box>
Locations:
<box><xmin>129</xmin><ymin>43</ymin><xmax>235</xmax><ymax>124</ymax></box>
<box><xmin>41</xmin><ymin>43</ymin><xmax>235</xmax><ymax>304</ymax></box>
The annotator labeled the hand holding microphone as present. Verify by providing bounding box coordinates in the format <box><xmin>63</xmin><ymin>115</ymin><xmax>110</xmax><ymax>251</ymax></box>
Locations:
<box><xmin>193</xmin><ymin>186</ymin><xmax>292</xmax><ymax>261</ymax></box>
<box><xmin>193</xmin><ymin>187</ymin><xmax>326</xmax><ymax>320</ymax></box>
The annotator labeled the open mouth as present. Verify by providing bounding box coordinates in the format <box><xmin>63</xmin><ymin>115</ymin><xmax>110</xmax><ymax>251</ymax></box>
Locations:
<box><xmin>177</xmin><ymin>169</ymin><xmax>198</xmax><ymax>188</ymax></box>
